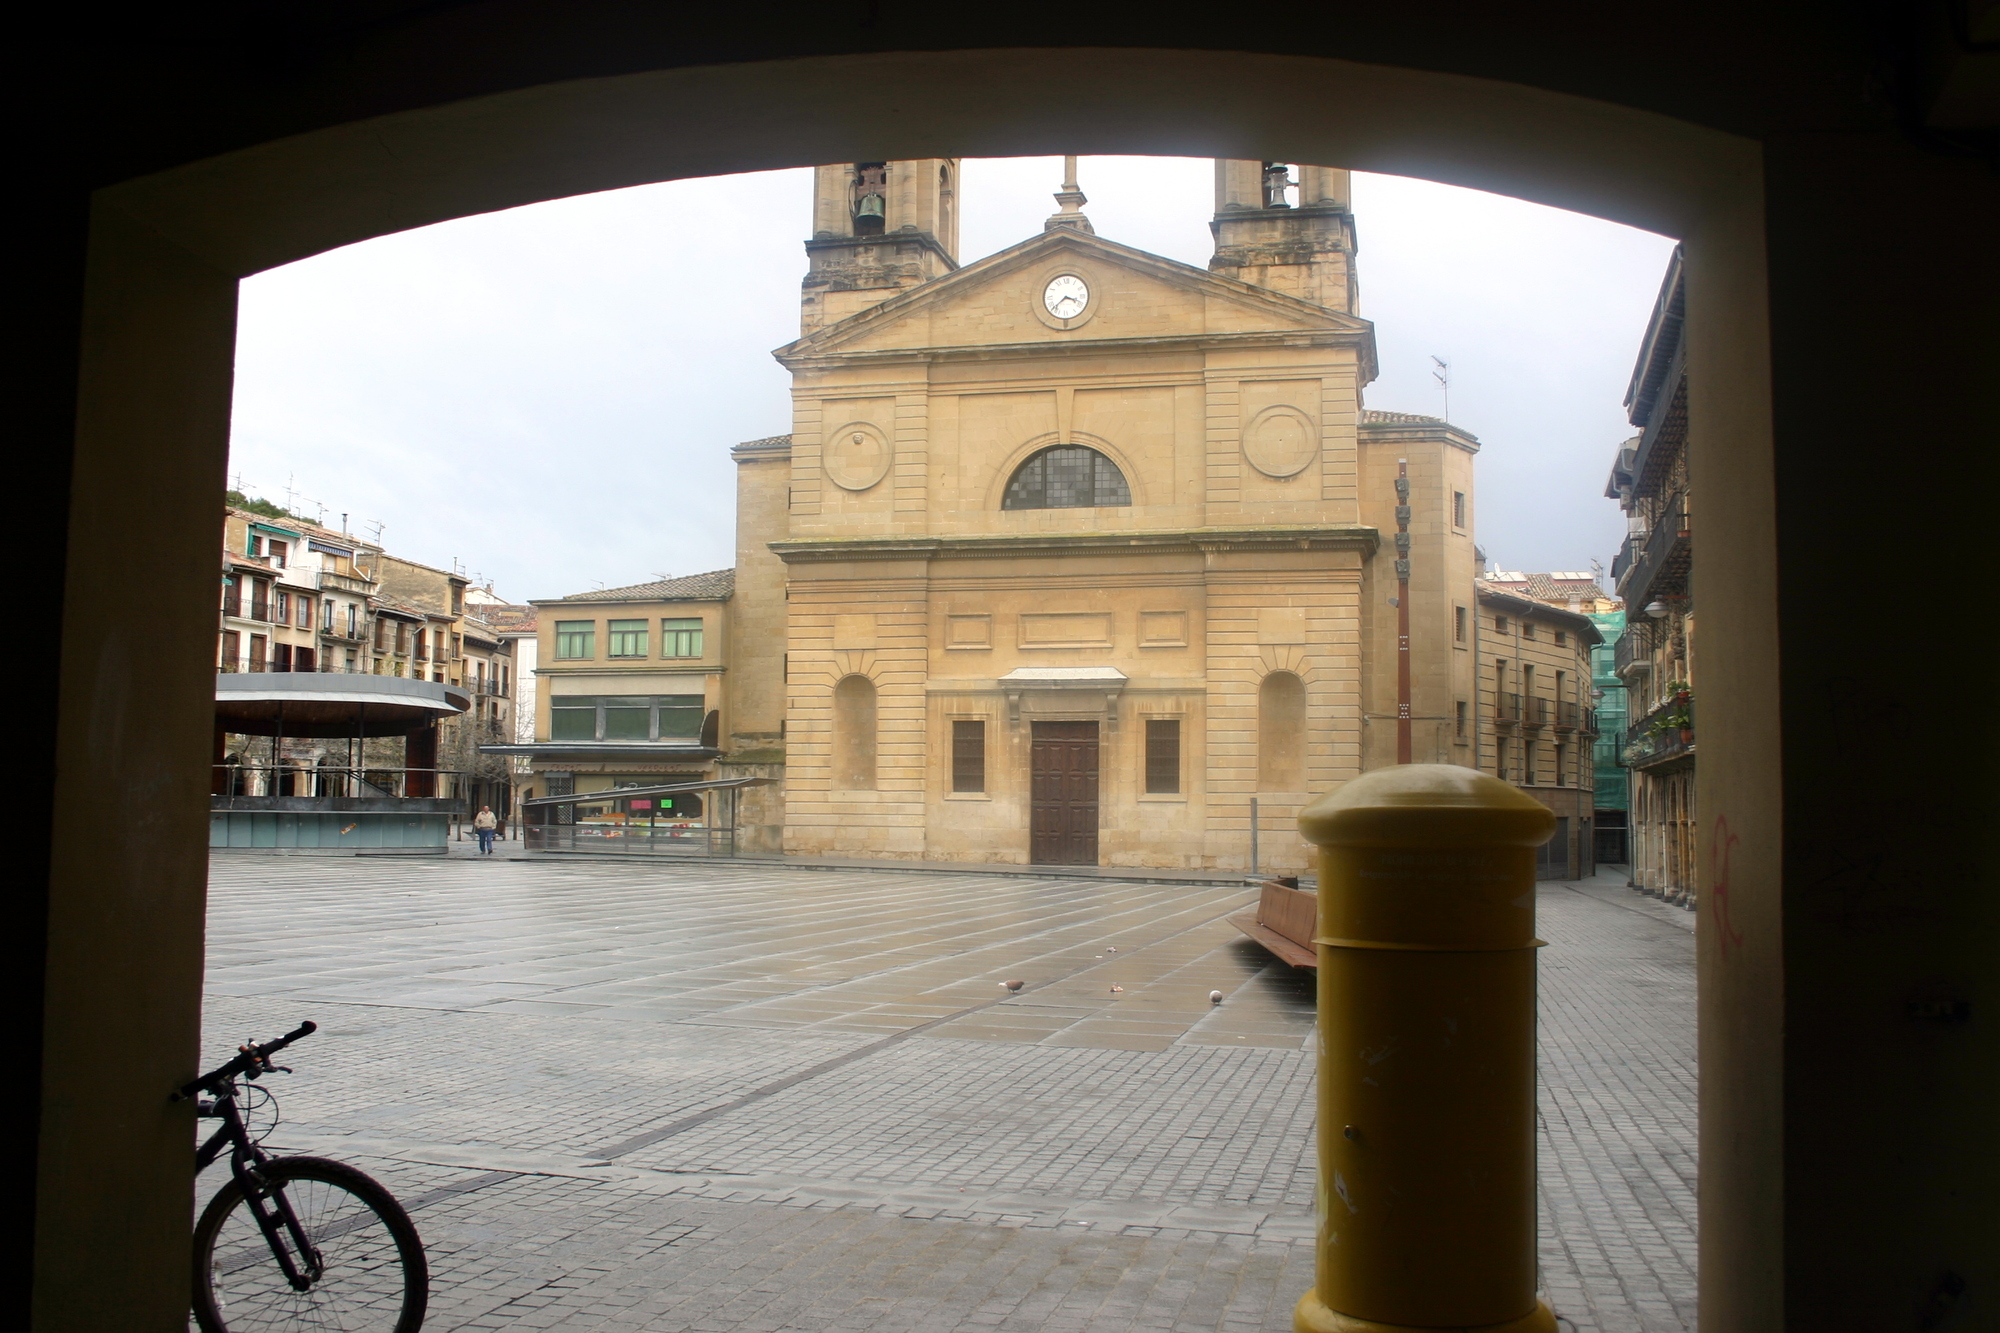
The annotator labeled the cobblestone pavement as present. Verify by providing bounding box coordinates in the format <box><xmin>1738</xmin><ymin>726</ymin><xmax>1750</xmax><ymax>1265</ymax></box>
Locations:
<box><xmin>201</xmin><ymin>858</ymin><xmax>1695</xmax><ymax>1331</ymax></box>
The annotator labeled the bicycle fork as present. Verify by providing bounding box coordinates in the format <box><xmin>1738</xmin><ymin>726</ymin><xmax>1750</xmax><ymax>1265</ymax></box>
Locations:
<box><xmin>235</xmin><ymin>1155</ymin><xmax>326</xmax><ymax>1292</ymax></box>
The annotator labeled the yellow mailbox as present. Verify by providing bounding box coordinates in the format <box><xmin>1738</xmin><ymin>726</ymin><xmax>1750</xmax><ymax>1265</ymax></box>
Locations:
<box><xmin>1293</xmin><ymin>764</ymin><xmax>1557</xmax><ymax>1333</ymax></box>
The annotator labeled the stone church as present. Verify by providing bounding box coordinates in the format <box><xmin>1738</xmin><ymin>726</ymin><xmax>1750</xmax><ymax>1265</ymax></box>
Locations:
<box><xmin>725</xmin><ymin>159</ymin><xmax>1480</xmax><ymax>869</ymax></box>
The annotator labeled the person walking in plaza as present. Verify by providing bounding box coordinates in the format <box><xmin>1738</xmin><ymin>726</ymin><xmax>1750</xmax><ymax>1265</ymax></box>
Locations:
<box><xmin>473</xmin><ymin>805</ymin><xmax>499</xmax><ymax>855</ymax></box>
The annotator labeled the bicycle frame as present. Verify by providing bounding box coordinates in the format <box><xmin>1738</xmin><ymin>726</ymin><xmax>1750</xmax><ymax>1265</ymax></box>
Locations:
<box><xmin>196</xmin><ymin>1078</ymin><xmax>324</xmax><ymax>1292</ymax></box>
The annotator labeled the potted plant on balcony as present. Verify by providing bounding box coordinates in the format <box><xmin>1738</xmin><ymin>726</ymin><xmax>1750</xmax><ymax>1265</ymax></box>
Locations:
<box><xmin>1649</xmin><ymin>684</ymin><xmax>1694</xmax><ymax>746</ymax></box>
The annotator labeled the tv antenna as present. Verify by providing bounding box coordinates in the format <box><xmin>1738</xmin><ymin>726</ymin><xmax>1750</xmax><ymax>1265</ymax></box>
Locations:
<box><xmin>364</xmin><ymin>520</ymin><xmax>385</xmax><ymax>544</ymax></box>
<box><xmin>1430</xmin><ymin>356</ymin><xmax>1451</xmax><ymax>422</ymax></box>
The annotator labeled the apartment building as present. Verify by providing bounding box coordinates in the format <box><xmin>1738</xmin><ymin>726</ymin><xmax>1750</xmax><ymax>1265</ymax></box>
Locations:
<box><xmin>215</xmin><ymin>504</ymin><xmax>519</xmax><ymax>815</ymax></box>
<box><xmin>492</xmin><ymin>572</ymin><xmax>731</xmax><ymax>825</ymax></box>
<box><xmin>1471</xmin><ymin>571</ymin><xmax>1605</xmax><ymax>879</ymax></box>
<box><xmin>219</xmin><ymin>509</ymin><xmax>382</xmax><ymax>674</ymax></box>
<box><xmin>1607</xmin><ymin>246</ymin><xmax>1695</xmax><ymax>907</ymax></box>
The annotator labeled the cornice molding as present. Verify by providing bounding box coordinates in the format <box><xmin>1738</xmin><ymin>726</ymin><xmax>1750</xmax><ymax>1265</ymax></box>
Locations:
<box><xmin>770</xmin><ymin>524</ymin><xmax>1380</xmax><ymax>564</ymax></box>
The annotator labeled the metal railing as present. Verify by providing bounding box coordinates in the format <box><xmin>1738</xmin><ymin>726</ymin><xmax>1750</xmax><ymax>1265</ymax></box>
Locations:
<box><xmin>471</xmin><ymin>680</ymin><xmax>511</xmax><ymax>698</ymax></box>
<box><xmin>213</xmin><ymin>764</ymin><xmax>464</xmax><ymax>799</ymax></box>
<box><xmin>1523</xmin><ymin>696</ymin><xmax>1551</xmax><ymax>727</ymax></box>
<box><xmin>1494</xmin><ymin>691</ymin><xmax>1521</xmax><ymax>722</ymax></box>
<box><xmin>524</xmin><ymin>823</ymin><xmax>737</xmax><ymax>857</ymax></box>
<box><xmin>1555</xmin><ymin>700</ymin><xmax>1580</xmax><ymax>730</ymax></box>
<box><xmin>1614</xmin><ymin>625</ymin><xmax>1653</xmax><ymax>676</ymax></box>
<box><xmin>1621</xmin><ymin>696</ymin><xmax>1694</xmax><ymax>769</ymax></box>
<box><xmin>1615</xmin><ymin>489</ymin><xmax>1689</xmax><ymax>607</ymax></box>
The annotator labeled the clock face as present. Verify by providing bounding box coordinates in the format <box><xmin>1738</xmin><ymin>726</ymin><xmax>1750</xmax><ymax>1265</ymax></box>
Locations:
<box><xmin>1043</xmin><ymin>274</ymin><xmax>1089</xmax><ymax>320</ymax></box>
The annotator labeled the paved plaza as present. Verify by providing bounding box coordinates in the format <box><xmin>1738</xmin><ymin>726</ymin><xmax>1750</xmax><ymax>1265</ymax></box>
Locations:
<box><xmin>201</xmin><ymin>855</ymin><xmax>1697</xmax><ymax>1332</ymax></box>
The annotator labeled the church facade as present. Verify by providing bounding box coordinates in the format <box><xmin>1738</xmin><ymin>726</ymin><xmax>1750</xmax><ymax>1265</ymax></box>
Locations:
<box><xmin>726</xmin><ymin>159</ymin><xmax>1481</xmax><ymax>871</ymax></box>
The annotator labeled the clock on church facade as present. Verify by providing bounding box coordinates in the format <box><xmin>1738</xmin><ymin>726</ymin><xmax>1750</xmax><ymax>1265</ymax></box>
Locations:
<box><xmin>723</xmin><ymin>159</ymin><xmax>1481</xmax><ymax>870</ymax></box>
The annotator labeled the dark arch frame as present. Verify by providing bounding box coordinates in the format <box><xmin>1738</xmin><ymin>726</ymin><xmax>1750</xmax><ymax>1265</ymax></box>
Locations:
<box><xmin>35</xmin><ymin>25</ymin><xmax>1995</xmax><ymax>1331</ymax></box>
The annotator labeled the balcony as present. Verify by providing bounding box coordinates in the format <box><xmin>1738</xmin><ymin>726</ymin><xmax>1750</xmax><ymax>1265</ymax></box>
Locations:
<box><xmin>1494</xmin><ymin>691</ymin><xmax>1521</xmax><ymax>723</ymax></box>
<box><xmin>1622</xmin><ymin>694</ymin><xmax>1695</xmax><ymax>770</ymax></box>
<box><xmin>1555</xmin><ymin>700</ymin><xmax>1581</xmax><ymax>731</ymax></box>
<box><xmin>472</xmin><ymin>681</ymin><xmax>511</xmax><ymax>698</ymax></box>
<box><xmin>317</xmin><ymin>569</ymin><xmax>376</xmax><ymax>594</ymax></box>
<box><xmin>1523</xmin><ymin>696</ymin><xmax>1551</xmax><ymax>728</ymax></box>
<box><xmin>1615</xmin><ymin>489</ymin><xmax>1690</xmax><ymax>609</ymax></box>
<box><xmin>1614</xmin><ymin>624</ymin><xmax>1653</xmax><ymax>677</ymax></box>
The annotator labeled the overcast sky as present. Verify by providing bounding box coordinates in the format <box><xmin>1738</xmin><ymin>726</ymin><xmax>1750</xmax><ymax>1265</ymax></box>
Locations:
<box><xmin>229</xmin><ymin>157</ymin><xmax>1675</xmax><ymax>601</ymax></box>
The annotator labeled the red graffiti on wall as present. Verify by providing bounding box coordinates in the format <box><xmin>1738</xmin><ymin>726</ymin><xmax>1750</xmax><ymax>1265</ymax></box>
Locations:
<box><xmin>1708</xmin><ymin>814</ymin><xmax>1744</xmax><ymax>957</ymax></box>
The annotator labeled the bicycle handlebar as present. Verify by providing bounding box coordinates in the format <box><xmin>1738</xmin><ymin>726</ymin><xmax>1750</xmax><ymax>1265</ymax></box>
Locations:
<box><xmin>175</xmin><ymin>1020</ymin><xmax>317</xmax><ymax>1100</ymax></box>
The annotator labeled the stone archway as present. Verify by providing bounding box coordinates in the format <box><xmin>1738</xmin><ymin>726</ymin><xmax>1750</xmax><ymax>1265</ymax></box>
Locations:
<box><xmin>49</xmin><ymin>45</ymin><xmax>1797</xmax><ymax>1332</ymax></box>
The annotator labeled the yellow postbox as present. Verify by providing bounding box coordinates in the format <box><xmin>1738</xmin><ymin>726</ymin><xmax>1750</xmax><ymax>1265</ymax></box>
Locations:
<box><xmin>1293</xmin><ymin>764</ymin><xmax>1558</xmax><ymax>1333</ymax></box>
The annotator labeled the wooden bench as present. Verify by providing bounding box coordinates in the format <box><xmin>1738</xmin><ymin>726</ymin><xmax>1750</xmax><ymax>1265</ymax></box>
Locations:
<box><xmin>1229</xmin><ymin>880</ymin><xmax>1318</xmax><ymax>969</ymax></box>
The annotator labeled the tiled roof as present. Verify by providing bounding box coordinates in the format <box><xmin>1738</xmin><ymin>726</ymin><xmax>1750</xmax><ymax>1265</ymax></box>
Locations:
<box><xmin>1360</xmin><ymin>409</ymin><xmax>1445</xmax><ymax>425</ymax></box>
<box><xmin>476</xmin><ymin>605</ymin><xmax>539</xmax><ymax>633</ymax></box>
<box><xmin>557</xmin><ymin>569</ymin><xmax>736</xmax><ymax>603</ymax></box>
<box><xmin>732</xmin><ymin>434</ymin><xmax>793</xmax><ymax>452</ymax></box>
<box><xmin>1480</xmin><ymin>572</ymin><xmax>1618</xmax><ymax>607</ymax></box>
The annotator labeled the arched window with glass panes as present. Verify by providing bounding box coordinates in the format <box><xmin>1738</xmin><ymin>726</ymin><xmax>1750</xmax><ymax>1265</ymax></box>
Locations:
<box><xmin>1001</xmin><ymin>445</ymin><xmax>1131</xmax><ymax>510</ymax></box>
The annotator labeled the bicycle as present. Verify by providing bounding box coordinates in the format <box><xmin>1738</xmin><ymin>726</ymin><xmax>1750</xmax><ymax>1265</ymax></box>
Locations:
<box><xmin>177</xmin><ymin>1020</ymin><xmax>429</xmax><ymax>1332</ymax></box>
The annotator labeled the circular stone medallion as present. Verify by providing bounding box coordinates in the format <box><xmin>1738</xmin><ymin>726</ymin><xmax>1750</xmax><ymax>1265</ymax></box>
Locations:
<box><xmin>1243</xmin><ymin>406</ymin><xmax>1318</xmax><ymax>478</ymax></box>
<box><xmin>824</xmin><ymin>423</ymin><xmax>890</xmax><ymax>491</ymax></box>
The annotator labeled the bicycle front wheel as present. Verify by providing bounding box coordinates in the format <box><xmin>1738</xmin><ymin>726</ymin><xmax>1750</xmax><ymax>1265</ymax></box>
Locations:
<box><xmin>192</xmin><ymin>1156</ymin><xmax>428</xmax><ymax>1333</ymax></box>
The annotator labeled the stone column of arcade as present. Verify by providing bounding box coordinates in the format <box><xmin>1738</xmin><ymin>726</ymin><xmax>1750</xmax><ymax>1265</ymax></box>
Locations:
<box><xmin>1294</xmin><ymin>765</ymin><xmax>1557</xmax><ymax>1333</ymax></box>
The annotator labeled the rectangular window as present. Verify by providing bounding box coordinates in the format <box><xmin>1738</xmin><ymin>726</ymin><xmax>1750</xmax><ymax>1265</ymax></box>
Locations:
<box><xmin>272</xmin><ymin>643</ymin><xmax>292</xmax><ymax>671</ymax></box>
<box><xmin>603</xmin><ymin>696</ymin><xmax>650</xmax><ymax>740</ymax></box>
<box><xmin>1555</xmin><ymin>630</ymin><xmax>1568</xmax><ymax>647</ymax></box>
<box><xmin>222</xmin><ymin>576</ymin><xmax>242</xmax><ymax>618</ymax></box>
<box><xmin>1455</xmin><ymin>701</ymin><xmax>1468</xmax><ymax>738</ymax></box>
<box><xmin>1522</xmin><ymin>621</ymin><xmax>1536</xmax><ymax>640</ymax></box>
<box><xmin>451</xmin><ymin>635</ymin><xmax>462</xmax><ymax>660</ymax></box>
<box><xmin>662</xmin><ymin>617</ymin><xmax>703</xmax><ymax>658</ymax></box>
<box><xmin>1452</xmin><ymin>491</ymin><xmax>1467</xmax><ymax>529</ymax></box>
<box><xmin>1145</xmin><ymin>719</ymin><xmax>1182</xmax><ymax>794</ymax></box>
<box><xmin>322</xmin><ymin>598</ymin><xmax>335</xmax><ymax>631</ymax></box>
<box><xmin>951</xmin><ymin>720</ymin><xmax>986</xmax><ymax>793</ymax></box>
<box><xmin>274</xmin><ymin>590</ymin><xmax>290</xmax><ymax>623</ymax></box>
<box><xmin>268</xmin><ymin>540</ymin><xmax>288</xmax><ymax>568</ymax></box>
<box><xmin>348</xmin><ymin>604</ymin><xmax>359</xmax><ymax>637</ymax></box>
<box><xmin>296</xmin><ymin>645</ymin><xmax>316</xmax><ymax>672</ymax></box>
<box><xmin>550</xmin><ymin>694</ymin><xmax>705</xmax><ymax>742</ymax></box>
<box><xmin>394</xmin><ymin>623</ymin><xmax>408</xmax><ymax>655</ymax></box>
<box><xmin>1495</xmin><ymin>615</ymin><xmax>1509</xmax><ymax>633</ymax></box>
<box><xmin>219</xmin><ymin>630</ymin><xmax>239</xmax><ymax>672</ymax></box>
<box><xmin>1454</xmin><ymin>606</ymin><xmax>1467</xmax><ymax>643</ymax></box>
<box><xmin>554</xmin><ymin>620</ymin><xmax>595</xmax><ymax>659</ymax></box>
<box><xmin>550</xmin><ymin>697</ymin><xmax>597</xmax><ymax>741</ymax></box>
<box><xmin>607</xmin><ymin>619</ymin><xmax>648</xmax><ymax>658</ymax></box>
<box><xmin>658</xmin><ymin>695</ymin><xmax>704</xmax><ymax>740</ymax></box>
<box><xmin>413</xmin><ymin>629</ymin><xmax>428</xmax><ymax>661</ymax></box>
<box><xmin>248</xmin><ymin>534</ymin><xmax>263</xmax><ymax>558</ymax></box>
<box><xmin>248</xmin><ymin>635</ymin><xmax>268</xmax><ymax>672</ymax></box>
<box><xmin>373</xmin><ymin>619</ymin><xmax>387</xmax><ymax>651</ymax></box>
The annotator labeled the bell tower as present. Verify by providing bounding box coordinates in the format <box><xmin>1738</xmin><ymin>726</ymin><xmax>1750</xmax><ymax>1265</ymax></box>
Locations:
<box><xmin>1209</xmin><ymin>161</ymin><xmax>1357</xmax><ymax>313</ymax></box>
<box><xmin>801</xmin><ymin>159</ymin><xmax>961</xmax><ymax>333</ymax></box>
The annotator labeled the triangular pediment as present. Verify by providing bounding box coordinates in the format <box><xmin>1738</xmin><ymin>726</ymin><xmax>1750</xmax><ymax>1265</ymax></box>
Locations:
<box><xmin>776</xmin><ymin>228</ymin><xmax>1371</xmax><ymax>363</ymax></box>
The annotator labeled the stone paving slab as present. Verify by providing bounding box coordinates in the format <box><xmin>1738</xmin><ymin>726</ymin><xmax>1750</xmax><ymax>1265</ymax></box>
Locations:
<box><xmin>202</xmin><ymin>856</ymin><xmax>1695</xmax><ymax>1332</ymax></box>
